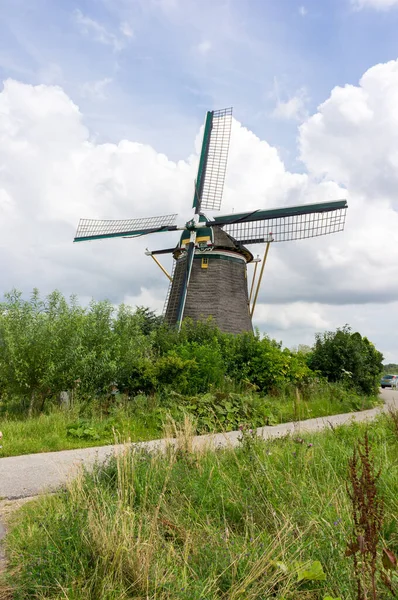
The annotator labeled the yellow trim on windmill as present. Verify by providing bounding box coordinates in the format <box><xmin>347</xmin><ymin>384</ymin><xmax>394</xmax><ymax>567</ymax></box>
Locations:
<box><xmin>181</xmin><ymin>235</ymin><xmax>211</xmax><ymax>245</ymax></box>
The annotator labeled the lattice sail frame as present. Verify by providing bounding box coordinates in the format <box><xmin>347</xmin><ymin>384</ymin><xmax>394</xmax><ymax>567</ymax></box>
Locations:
<box><xmin>74</xmin><ymin>214</ymin><xmax>178</xmax><ymax>242</ymax></box>
<box><xmin>210</xmin><ymin>201</ymin><xmax>347</xmax><ymax>244</ymax></box>
<box><xmin>195</xmin><ymin>107</ymin><xmax>233</xmax><ymax>213</ymax></box>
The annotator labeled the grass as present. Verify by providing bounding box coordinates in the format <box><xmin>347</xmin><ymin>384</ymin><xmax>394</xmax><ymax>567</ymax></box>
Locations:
<box><xmin>0</xmin><ymin>388</ymin><xmax>381</xmax><ymax>458</ymax></box>
<box><xmin>0</xmin><ymin>406</ymin><xmax>160</xmax><ymax>458</ymax></box>
<box><xmin>2</xmin><ymin>413</ymin><xmax>398</xmax><ymax>599</ymax></box>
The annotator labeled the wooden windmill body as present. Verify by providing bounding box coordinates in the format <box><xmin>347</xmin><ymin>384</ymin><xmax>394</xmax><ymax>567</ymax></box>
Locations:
<box><xmin>164</xmin><ymin>223</ymin><xmax>254</xmax><ymax>334</ymax></box>
<box><xmin>74</xmin><ymin>108</ymin><xmax>348</xmax><ymax>333</ymax></box>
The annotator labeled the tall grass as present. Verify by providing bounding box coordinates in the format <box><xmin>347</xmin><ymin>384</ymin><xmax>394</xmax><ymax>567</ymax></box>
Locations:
<box><xmin>3</xmin><ymin>414</ymin><xmax>398</xmax><ymax>599</ymax></box>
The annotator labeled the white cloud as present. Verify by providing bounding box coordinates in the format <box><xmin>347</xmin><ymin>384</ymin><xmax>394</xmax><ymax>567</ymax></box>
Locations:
<box><xmin>351</xmin><ymin>0</ymin><xmax>398</xmax><ymax>9</ymax></box>
<box><xmin>2</xmin><ymin>65</ymin><xmax>398</xmax><ymax>357</ymax></box>
<box><xmin>120</xmin><ymin>22</ymin><xmax>134</xmax><ymax>38</ymax></box>
<box><xmin>197</xmin><ymin>40</ymin><xmax>212</xmax><ymax>55</ymax></box>
<box><xmin>124</xmin><ymin>288</ymin><xmax>165</xmax><ymax>313</ymax></box>
<box><xmin>299</xmin><ymin>6</ymin><xmax>308</xmax><ymax>16</ymax></box>
<box><xmin>272</xmin><ymin>87</ymin><xmax>309</xmax><ymax>121</ymax></box>
<box><xmin>299</xmin><ymin>60</ymin><xmax>398</xmax><ymax>205</ymax></box>
<box><xmin>254</xmin><ymin>302</ymin><xmax>330</xmax><ymax>331</ymax></box>
<box><xmin>73</xmin><ymin>9</ymin><xmax>130</xmax><ymax>51</ymax></box>
<box><xmin>80</xmin><ymin>78</ymin><xmax>113</xmax><ymax>100</ymax></box>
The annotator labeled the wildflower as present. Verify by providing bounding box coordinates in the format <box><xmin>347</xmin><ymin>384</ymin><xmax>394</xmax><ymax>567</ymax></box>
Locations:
<box><xmin>334</xmin><ymin>518</ymin><xmax>342</xmax><ymax>526</ymax></box>
<box><xmin>307</xmin><ymin>443</ymin><xmax>313</xmax><ymax>448</ymax></box>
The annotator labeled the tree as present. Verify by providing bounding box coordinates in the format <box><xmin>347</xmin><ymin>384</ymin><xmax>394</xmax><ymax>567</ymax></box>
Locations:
<box><xmin>308</xmin><ymin>325</ymin><xmax>383</xmax><ymax>395</ymax></box>
<box><xmin>134</xmin><ymin>306</ymin><xmax>163</xmax><ymax>335</ymax></box>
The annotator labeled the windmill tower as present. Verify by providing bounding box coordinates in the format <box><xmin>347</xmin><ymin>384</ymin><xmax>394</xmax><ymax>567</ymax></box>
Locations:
<box><xmin>163</xmin><ymin>219</ymin><xmax>254</xmax><ymax>334</ymax></box>
<box><xmin>74</xmin><ymin>108</ymin><xmax>348</xmax><ymax>334</ymax></box>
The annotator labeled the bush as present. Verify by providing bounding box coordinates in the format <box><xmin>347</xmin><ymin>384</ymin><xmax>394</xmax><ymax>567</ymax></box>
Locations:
<box><xmin>308</xmin><ymin>325</ymin><xmax>383</xmax><ymax>395</ymax></box>
<box><xmin>0</xmin><ymin>290</ymin><xmax>383</xmax><ymax>417</ymax></box>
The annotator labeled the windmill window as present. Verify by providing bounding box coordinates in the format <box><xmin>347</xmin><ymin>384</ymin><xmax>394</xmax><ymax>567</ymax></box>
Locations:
<box><xmin>201</xmin><ymin>257</ymin><xmax>209</xmax><ymax>269</ymax></box>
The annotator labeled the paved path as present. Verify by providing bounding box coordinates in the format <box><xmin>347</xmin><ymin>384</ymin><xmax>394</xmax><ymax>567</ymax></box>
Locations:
<box><xmin>0</xmin><ymin>389</ymin><xmax>396</xmax><ymax>500</ymax></box>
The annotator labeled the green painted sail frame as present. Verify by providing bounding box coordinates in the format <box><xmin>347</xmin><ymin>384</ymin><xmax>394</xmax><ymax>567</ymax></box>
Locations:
<box><xmin>192</xmin><ymin>111</ymin><xmax>213</xmax><ymax>214</ymax></box>
<box><xmin>209</xmin><ymin>200</ymin><xmax>348</xmax><ymax>226</ymax></box>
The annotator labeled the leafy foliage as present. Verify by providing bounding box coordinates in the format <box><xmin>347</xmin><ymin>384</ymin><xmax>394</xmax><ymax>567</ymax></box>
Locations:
<box><xmin>308</xmin><ymin>325</ymin><xmax>384</xmax><ymax>395</ymax></box>
<box><xmin>296</xmin><ymin>560</ymin><xmax>326</xmax><ymax>582</ymax></box>
<box><xmin>0</xmin><ymin>291</ymin><xmax>382</xmax><ymax>418</ymax></box>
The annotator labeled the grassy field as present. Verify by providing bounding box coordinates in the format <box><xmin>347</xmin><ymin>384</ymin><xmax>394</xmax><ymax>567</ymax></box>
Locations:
<box><xmin>2</xmin><ymin>413</ymin><xmax>397</xmax><ymax>599</ymax></box>
<box><xmin>0</xmin><ymin>390</ymin><xmax>380</xmax><ymax>458</ymax></box>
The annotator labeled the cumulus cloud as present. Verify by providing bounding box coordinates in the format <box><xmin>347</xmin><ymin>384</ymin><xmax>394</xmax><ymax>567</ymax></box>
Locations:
<box><xmin>1</xmin><ymin>64</ymin><xmax>398</xmax><ymax>356</ymax></box>
<box><xmin>300</xmin><ymin>61</ymin><xmax>398</xmax><ymax>204</ymax></box>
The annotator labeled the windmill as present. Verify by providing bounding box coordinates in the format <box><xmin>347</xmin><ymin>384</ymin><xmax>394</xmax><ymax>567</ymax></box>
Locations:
<box><xmin>74</xmin><ymin>107</ymin><xmax>348</xmax><ymax>334</ymax></box>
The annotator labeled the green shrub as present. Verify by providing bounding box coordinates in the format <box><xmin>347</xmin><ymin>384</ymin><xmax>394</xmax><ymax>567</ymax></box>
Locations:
<box><xmin>0</xmin><ymin>290</ymin><xmax>384</xmax><ymax>418</ymax></box>
<box><xmin>308</xmin><ymin>325</ymin><xmax>383</xmax><ymax>395</ymax></box>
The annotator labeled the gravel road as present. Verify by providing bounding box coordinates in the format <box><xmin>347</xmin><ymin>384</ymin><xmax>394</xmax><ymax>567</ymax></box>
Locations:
<box><xmin>0</xmin><ymin>388</ymin><xmax>396</xmax><ymax>501</ymax></box>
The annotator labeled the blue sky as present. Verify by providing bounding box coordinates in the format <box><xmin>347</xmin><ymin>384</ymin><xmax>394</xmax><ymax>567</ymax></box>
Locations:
<box><xmin>2</xmin><ymin>0</ymin><xmax>398</xmax><ymax>164</ymax></box>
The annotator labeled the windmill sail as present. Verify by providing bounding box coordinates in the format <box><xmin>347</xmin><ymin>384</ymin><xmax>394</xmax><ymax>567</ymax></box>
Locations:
<box><xmin>73</xmin><ymin>104</ymin><xmax>349</xmax><ymax>336</ymax></box>
<box><xmin>74</xmin><ymin>214</ymin><xmax>178</xmax><ymax>242</ymax></box>
<box><xmin>208</xmin><ymin>200</ymin><xmax>348</xmax><ymax>244</ymax></box>
<box><xmin>193</xmin><ymin>107</ymin><xmax>233</xmax><ymax>214</ymax></box>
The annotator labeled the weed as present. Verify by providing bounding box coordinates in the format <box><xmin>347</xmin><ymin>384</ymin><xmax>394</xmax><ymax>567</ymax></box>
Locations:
<box><xmin>346</xmin><ymin>431</ymin><xmax>397</xmax><ymax>598</ymax></box>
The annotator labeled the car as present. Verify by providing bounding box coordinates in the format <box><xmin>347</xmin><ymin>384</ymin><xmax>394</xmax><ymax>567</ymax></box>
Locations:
<box><xmin>380</xmin><ymin>374</ymin><xmax>398</xmax><ymax>389</ymax></box>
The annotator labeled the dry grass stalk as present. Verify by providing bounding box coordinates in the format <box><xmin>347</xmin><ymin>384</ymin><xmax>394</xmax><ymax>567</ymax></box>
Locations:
<box><xmin>346</xmin><ymin>432</ymin><xmax>384</xmax><ymax>600</ymax></box>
